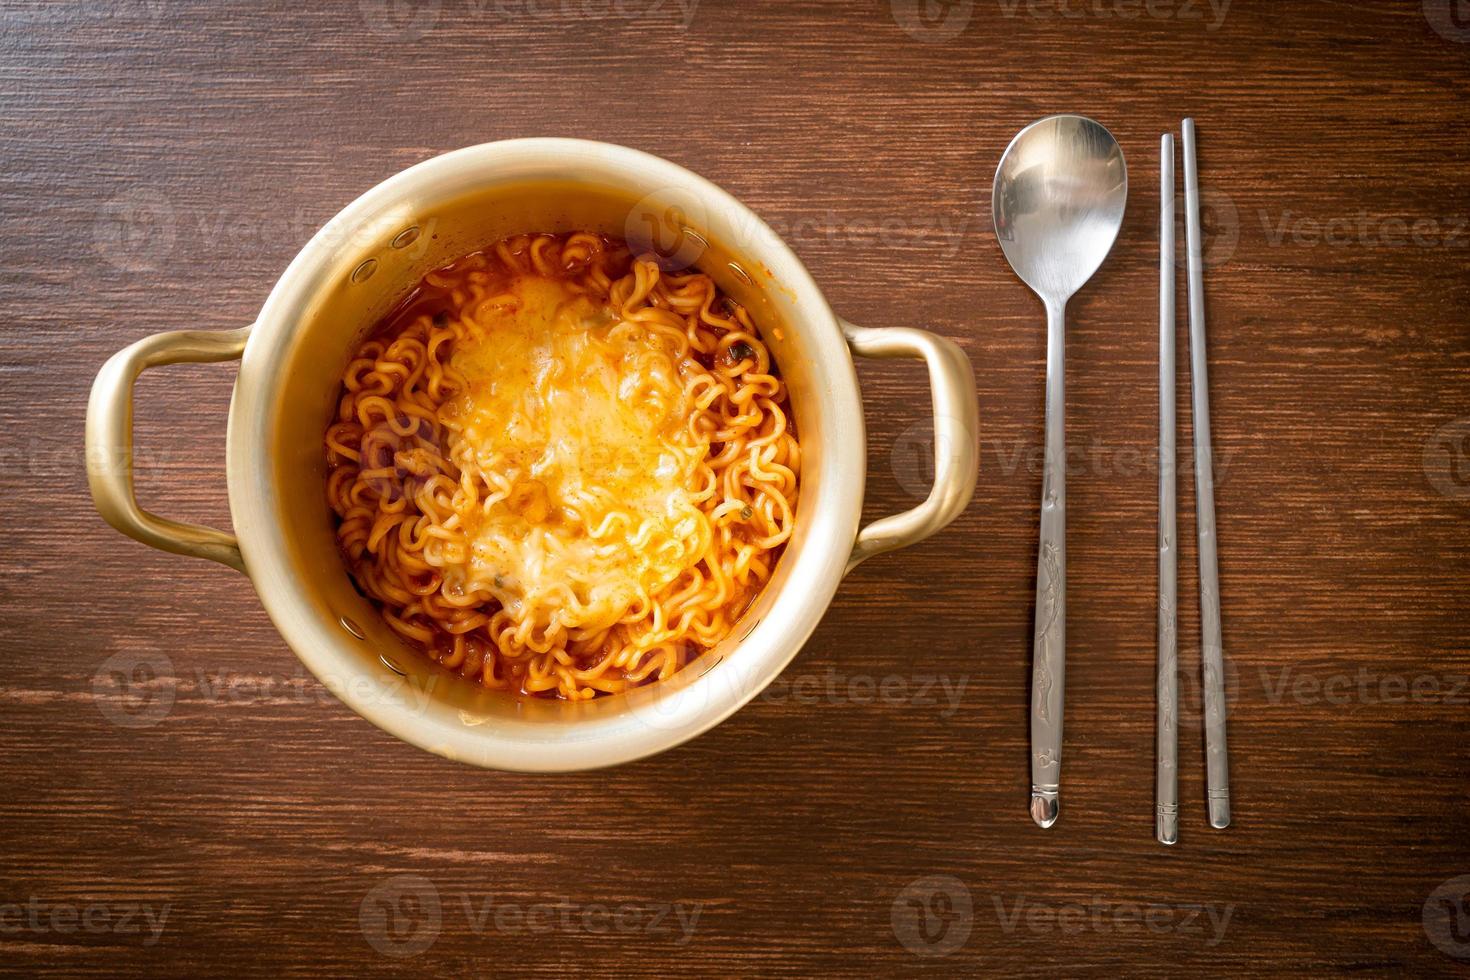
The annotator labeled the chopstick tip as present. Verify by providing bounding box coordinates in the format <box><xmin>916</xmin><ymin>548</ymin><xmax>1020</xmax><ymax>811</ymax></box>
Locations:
<box><xmin>1156</xmin><ymin>804</ymin><xmax>1179</xmax><ymax>844</ymax></box>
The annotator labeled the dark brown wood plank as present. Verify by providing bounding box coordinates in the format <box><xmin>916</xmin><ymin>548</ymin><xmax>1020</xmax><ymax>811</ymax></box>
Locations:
<box><xmin>2</xmin><ymin>0</ymin><xmax>1467</xmax><ymax>974</ymax></box>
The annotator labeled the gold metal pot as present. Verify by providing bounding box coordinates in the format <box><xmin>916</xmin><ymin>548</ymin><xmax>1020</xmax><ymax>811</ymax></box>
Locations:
<box><xmin>86</xmin><ymin>140</ymin><xmax>979</xmax><ymax>770</ymax></box>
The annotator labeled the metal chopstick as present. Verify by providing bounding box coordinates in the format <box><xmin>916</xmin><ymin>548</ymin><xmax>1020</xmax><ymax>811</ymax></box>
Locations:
<box><xmin>1181</xmin><ymin>118</ymin><xmax>1232</xmax><ymax>830</ymax></box>
<box><xmin>1157</xmin><ymin>133</ymin><xmax>1179</xmax><ymax>845</ymax></box>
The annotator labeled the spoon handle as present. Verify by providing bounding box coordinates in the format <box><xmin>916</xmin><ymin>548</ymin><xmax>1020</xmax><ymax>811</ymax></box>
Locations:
<box><xmin>1030</xmin><ymin>299</ymin><xmax>1066</xmax><ymax>829</ymax></box>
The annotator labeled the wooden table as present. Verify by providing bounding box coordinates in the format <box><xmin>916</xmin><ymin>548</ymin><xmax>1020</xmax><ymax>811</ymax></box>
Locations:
<box><xmin>4</xmin><ymin>1</ymin><xmax>1468</xmax><ymax>974</ymax></box>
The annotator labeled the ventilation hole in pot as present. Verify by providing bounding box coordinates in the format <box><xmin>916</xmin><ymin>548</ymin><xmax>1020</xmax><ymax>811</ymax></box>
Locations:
<box><xmin>741</xmin><ymin>618</ymin><xmax>761</xmax><ymax>640</ymax></box>
<box><xmin>339</xmin><ymin>615</ymin><xmax>366</xmax><ymax>639</ymax></box>
<box><xmin>728</xmin><ymin>261</ymin><xmax>753</xmax><ymax>285</ymax></box>
<box><xmin>351</xmin><ymin>258</ymin><xmax>378</xmax><ymax>284</ymax></box>
<box><xmin>379</xmin><ymin>653</ymin><xmax>406</xmax><ymax>677</ymax></box>
<box><xmin>699</xmin><ymin>655</ymin><xmax>723</xmax><ymax>677</ymax></box>
<box><xmin>682</xmin><ymin>228</ymin><xmax>707</xmax><ymax>252</ymax></box>
<box><xmin>391</xmin><ymin>226</ymin><xmax>420</xmax><ymax>250</ymax></box>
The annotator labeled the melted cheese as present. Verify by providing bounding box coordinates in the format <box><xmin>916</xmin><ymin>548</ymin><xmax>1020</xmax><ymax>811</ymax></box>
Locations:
<box><xmin>441</xmin><ymin>275</ymin><xmax>712</xmax><ymax>635</ymax></box>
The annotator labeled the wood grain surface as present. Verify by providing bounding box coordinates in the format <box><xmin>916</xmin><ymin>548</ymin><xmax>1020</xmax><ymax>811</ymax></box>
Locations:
<box><xmin>3</xmin><ymin>0</ymin><xmax>1468</xmax><ymax>974</ymax></box>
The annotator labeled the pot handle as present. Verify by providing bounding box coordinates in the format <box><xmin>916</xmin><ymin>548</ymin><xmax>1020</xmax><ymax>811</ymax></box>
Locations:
<box><xmin>840</xmin><ymin>318</ymin><xmax>979</xmax><ymax>574</ymax></box>
<box><xmin>86</xmin><ymin>327</ymin><xmax>252</xmax><ymax>573</ymax></box>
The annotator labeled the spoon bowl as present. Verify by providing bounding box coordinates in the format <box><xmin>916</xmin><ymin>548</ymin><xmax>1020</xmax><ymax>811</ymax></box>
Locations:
<box><xmin>994</xmin><ymin>115</ymin><xmax>1128</xmax><ymax>304</ymax></box>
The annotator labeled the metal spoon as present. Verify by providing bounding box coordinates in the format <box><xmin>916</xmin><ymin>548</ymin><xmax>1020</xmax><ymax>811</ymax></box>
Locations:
<box><xmin>993</xmin><ymin>115</ymin><xmax>1127</xmax><ymax>829</ymax></box>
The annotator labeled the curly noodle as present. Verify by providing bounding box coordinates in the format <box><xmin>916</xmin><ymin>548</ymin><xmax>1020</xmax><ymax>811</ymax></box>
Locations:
<box><xmin>325</xmin><ymin>232</ymin><xmax>799</xmax><ymax>700</ymax></box>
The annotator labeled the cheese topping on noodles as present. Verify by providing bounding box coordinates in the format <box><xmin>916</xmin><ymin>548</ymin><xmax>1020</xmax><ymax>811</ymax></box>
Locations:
<box><xmin>324</xmin><ymin>232</ymin><xmax>800</xmax><ymax>701</ymax></box>
<box><xmin>442</xmin><ymin>275</ymin><xmax>712</xmax><ymax>634</ymax></box>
